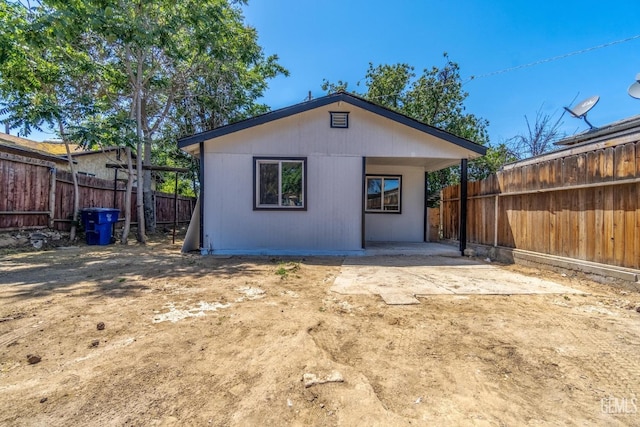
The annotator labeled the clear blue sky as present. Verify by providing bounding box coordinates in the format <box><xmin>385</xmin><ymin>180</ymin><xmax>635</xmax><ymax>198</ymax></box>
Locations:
<box><xmin>21</xmin><ymin>0</ymin><xmax>640</xmax><ymax>145</ymax></box>
<box><xmin>242</xmin><ymin>0</ymin><xmax>640</xmax><ymax>145</ymax></box>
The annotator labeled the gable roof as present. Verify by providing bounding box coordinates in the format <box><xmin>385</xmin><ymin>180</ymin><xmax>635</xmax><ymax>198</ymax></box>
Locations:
<box><xmin>177</xmin><ymin>91</ymin><xmax>487</xmax><ymax>155</ymax></box>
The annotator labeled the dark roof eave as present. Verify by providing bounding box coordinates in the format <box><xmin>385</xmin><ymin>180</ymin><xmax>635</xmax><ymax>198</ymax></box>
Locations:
<box><xmin>178</xmin><ymin>92</ymin><xmax>487</xmax><ymax>156</ymax></box>
<box><xmin>70</xmin><ymin>146</ymin><xmax>133</xmax><ymax>157</ymax></box>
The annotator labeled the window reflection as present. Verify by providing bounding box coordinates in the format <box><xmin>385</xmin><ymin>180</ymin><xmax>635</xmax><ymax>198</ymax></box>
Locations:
<box><xmin>365</xmin><ymin>176</ymin><xmax>401</xmax><ymax>213</ymax></box>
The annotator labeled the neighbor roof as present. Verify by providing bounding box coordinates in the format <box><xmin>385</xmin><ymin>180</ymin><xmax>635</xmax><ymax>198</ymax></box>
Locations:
<box><xmin>178</xmin><ymin>91</ymin><xmax>487</xmax><ymax>155</ymax></box>
<box><xmin>0</xmin><ymin>134</ymin><xmax>68</xmax><ymax>164</ymax></box>
<box><xmin>0</xmin><ymin>132</ymin><xmax>81</xmax><ymax>155</ymax></box>
<box><xmin>502</xmin><ymin>114</ymin><xmax>640</xmax><ymax>170</ymax></box>
<box><xmin>554</xmin><ymin>114</ymin><xmax>640</xmax><ymax>147</ymax></box>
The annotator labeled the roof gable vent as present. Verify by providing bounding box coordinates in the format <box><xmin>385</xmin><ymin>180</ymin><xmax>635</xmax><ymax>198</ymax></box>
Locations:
<box><xmin>330</xmin><ymin>111</ymin><xmax>349</xmax><ymax>128</ymax></box>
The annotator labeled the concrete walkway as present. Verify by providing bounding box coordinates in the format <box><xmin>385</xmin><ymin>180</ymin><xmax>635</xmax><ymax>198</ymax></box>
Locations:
<box><xmin>332</xmin><ymin>251</ymin><xmax>583</xmax><ymax>305</ymax></box>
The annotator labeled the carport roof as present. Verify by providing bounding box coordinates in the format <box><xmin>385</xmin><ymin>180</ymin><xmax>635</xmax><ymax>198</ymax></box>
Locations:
<box><xmin>177</xmin><ymin>91</ymin><xmax>487</xmax><ymax>156</ymax></box>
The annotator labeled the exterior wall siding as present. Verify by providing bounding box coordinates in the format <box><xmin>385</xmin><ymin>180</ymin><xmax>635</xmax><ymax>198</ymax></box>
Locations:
<box><xmin>74</xmin><ymin>152</ymin><xmax>121</xmax><ymax>180</ymax></box>
<box><xmin>365</xmin><ymin>164</ymin><xmax>425</xmax><ymax>242</ymax></box>
<box><xmin>74</xmin><ymin>151</ymin><xmax>145</xmax><ymax>188</ymax></box>
<box><xmin>203</xmin><ymin>153</ymin><xmax>361</xmax><ymax>252</ymax></box>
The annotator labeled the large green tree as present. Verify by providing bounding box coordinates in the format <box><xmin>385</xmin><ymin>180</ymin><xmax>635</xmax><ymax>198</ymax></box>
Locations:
<box><xmin>0</xmin><ymin>0</ymin><xmax>109</xmax><ymax>240</ymax></box>
<box><xmin>323</xmin><ymin>54</ymin><xmax>511</xmax><ymax>201</ymax></box>
<box><xmin>1</xmin><ymin>0</ymin><xmax>286</xmax><ymax>239</ymax></box>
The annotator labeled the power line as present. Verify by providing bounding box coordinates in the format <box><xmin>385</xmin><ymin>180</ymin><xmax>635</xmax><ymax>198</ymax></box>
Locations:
<box><xmin>466</xmin><ymin>34</ymin><xmax>640</xmax><ymax>83</ymax></box>
<box><xmin>325</xmin><ymin>34</ymin><xmax>640</xmax><ymax>102</ymax></box>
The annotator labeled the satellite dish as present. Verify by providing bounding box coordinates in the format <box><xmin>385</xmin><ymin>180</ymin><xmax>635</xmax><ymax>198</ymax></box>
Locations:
<box><xmin>564</xmin><ymin>95</ymin><xmax>599</xmax><ymax>129</ymax></box>
<box><xmin>628</xmin><ymin>73</ymin><xmax>640</xmax><ymax>99</ymax></box>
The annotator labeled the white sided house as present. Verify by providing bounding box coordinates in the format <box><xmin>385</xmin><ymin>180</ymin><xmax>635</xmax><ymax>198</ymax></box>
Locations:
<box><xmin>179</xmin><ymin>92</ymin><xmax>486</xmax><ymax>255</ymax></box>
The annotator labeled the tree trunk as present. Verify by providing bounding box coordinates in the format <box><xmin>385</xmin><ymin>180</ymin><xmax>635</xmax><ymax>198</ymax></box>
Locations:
<box><xmin>58</xmin><ymin>121</ymin><xmax>79</xmax><ymax>242</ymax></box>
<box><xmin>121</xmin><ymin>147</ymin><xmax>133</xmax><ymax>244</ymax></box>
<box><xmin>135</xmin><ymin>77</ymin><xmax>146</xmax><ymax>243</ymax></box>
<box><xmin>143</xmin><ymin>136</ymin><xmax>155</xmax><ymax>233</ymax></box>
<box><xmin>136</xmin><ymin>140</ymin><xmax>146</xmax><ymax>243</ymax></box>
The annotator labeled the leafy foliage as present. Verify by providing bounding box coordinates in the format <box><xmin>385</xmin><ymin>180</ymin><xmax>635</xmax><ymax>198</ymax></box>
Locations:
<box><xmin>0</xmin><ymin>1</ymin><xmax>87</xmax><ymax>139</ymax></box>
<box><xmin>468</xmin><ymin>143</ymin><xmax>517</xmax><ymax>180</ymax></box>
<box><xmin>322</xmin><ymin>54</ymin><xmax>506</xmax><ymax>202</ymax></box>
<box><xmin>0</xmin><ymin>0</ymin><xmax>287</xmax><ymax>201</ymax></box>
<box><xmin>281</xmin><ymin>162</ymin><xmax>302</xmax><ymax>199</ymax></box>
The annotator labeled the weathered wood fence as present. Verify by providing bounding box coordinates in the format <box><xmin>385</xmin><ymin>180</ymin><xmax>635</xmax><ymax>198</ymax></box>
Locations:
<box><xmin>0</xmin><ymin>152</ymin><xmax>195</xmax><ymax>231</ymax></box>
<box><xmin>441</xmin><ymin>139</ymin><xmax>640</xmax><ymax>270</ymax></box>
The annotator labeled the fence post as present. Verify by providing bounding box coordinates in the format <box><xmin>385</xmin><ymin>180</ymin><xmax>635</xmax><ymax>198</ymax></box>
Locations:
<box><xmin>423</xmin><ymin>171</ymin><xmax>428</xmax><ymax>242</ymax></box>
<box><xmin>199</xmin><ymin>142</ymin><xmax>205</xmax><ymax>250</ymax></box>
<box><xmin>49</xmin><ymin>167</ymin><xmax>56</xmax><ymax>229</ymax></box>
<box><xmin>494</xmin><ymin>195</ymin><xmax>499</xmax><ymax>247</ymax></box>
<box><xmin>172</xmin><ymin>171</ymin><xmax>178</xmax><ymax>244</ymax></box>
<box><xmin>439</xmin><ymin>189</ymin><xmax>443</xmax><ymax>240</ymax></box>
<box><xmin>459</xmin><ymin>159</ymin><xmax>468</xmax><ymax>254</ymax></box>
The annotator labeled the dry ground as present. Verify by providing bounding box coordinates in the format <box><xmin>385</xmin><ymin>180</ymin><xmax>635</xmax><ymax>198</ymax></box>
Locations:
<box><xmin>1</xmin><ymin>235</ymin><xmax>640</xmax><ymax>426</ymax></box>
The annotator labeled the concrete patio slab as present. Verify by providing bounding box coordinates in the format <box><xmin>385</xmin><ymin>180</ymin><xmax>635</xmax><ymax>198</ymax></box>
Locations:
<box><xmin>331</xmin><ymin>255</ymin><xmax>583</xmax><ymax>303</ymax></box>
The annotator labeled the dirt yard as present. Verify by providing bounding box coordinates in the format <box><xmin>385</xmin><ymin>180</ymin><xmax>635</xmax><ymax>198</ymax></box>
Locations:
<box><xmin>1</xmin><ymin>234</ymin><xmax>640</xmax><ymax>426</ymax></box>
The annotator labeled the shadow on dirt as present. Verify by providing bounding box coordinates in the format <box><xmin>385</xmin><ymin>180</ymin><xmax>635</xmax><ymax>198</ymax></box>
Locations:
<box><xmin>0</xmin><ymin>240</ymin><xmax>344</xmax><ymax>300</ymax></box>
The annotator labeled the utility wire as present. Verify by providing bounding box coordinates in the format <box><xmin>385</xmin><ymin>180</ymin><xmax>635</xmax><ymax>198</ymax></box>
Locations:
<box><xmin>324</xmin><ymin>34</ymin><xmax>640</xmax><ymax>100</ymax></box>
<box><xmin>466</xmin><ymin>34</ymin><xmax>640</xmax><ymax>83</ymax></box>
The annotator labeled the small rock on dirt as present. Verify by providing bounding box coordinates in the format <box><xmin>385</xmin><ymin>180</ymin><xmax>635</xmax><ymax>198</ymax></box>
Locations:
<box><xmin>40</xmin><ymin>397</ymin><xmax>48</xmax><ymax>403</ymax></box>
<box><xmin>27</xmin><ymin>354</ymin><xmax>41</xmax><ymax>364</ymax></box>
<box><xmin>636</xmin><ymin>307</ymin><xmax>640</xmax><ymax>313</ymax></box>
<box><xmin>90</xmin><ymin>340</ymin><xmax>100</xmax><ymax>347</ymax></box>
<box><xmin>303</xmin><ymin>371</ymin><xmax>344</xmax><ymax>388</ymax></box>
<box><xmin>97</xmin><ymin>322</ymin><xmax>105</xmax><ymax>330</ymax></box>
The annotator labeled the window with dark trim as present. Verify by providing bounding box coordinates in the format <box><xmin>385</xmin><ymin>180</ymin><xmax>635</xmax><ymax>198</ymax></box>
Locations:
<box><xmin>254</xmin><ymin>157</ymin><xmax>307</xmax><ymax>210</ymax></box>
<box><xmin>365</xmin><ymin>175</ymin><xmax>401</xmax><ymax>213</ymax></box>
<box><xmin>330</xmin><ymin>111</ymin><xmax>349</xmax><ymax>128</ymax></box>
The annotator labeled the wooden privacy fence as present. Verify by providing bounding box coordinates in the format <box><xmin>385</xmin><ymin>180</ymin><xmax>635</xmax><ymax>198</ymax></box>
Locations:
<box><xmin>0</xmin><ymin>153</ymin><xmax>195</xmax><ymax>231</ymax></box>
<box><xmin>441</xmin><ymin>139</ymin><xmax>640</xmax><ymax>270</ymax></box>
<box><xmin>0</xmin><ymin>151</ymin><xmax>56</xmax><ymax>229</ymax></box>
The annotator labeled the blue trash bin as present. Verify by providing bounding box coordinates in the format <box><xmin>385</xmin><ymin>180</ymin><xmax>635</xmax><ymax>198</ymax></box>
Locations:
<box><xmin>81</xmin><ymin>208</ymin><xmax>120</xmax><ymax>245</ymax></box>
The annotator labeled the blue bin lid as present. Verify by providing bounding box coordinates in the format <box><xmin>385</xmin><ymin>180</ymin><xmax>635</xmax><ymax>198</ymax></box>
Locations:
<box><xmin>82</xmin><ymin>208</ymin><xmax>120</xmax><ymax>213</ymax></box>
